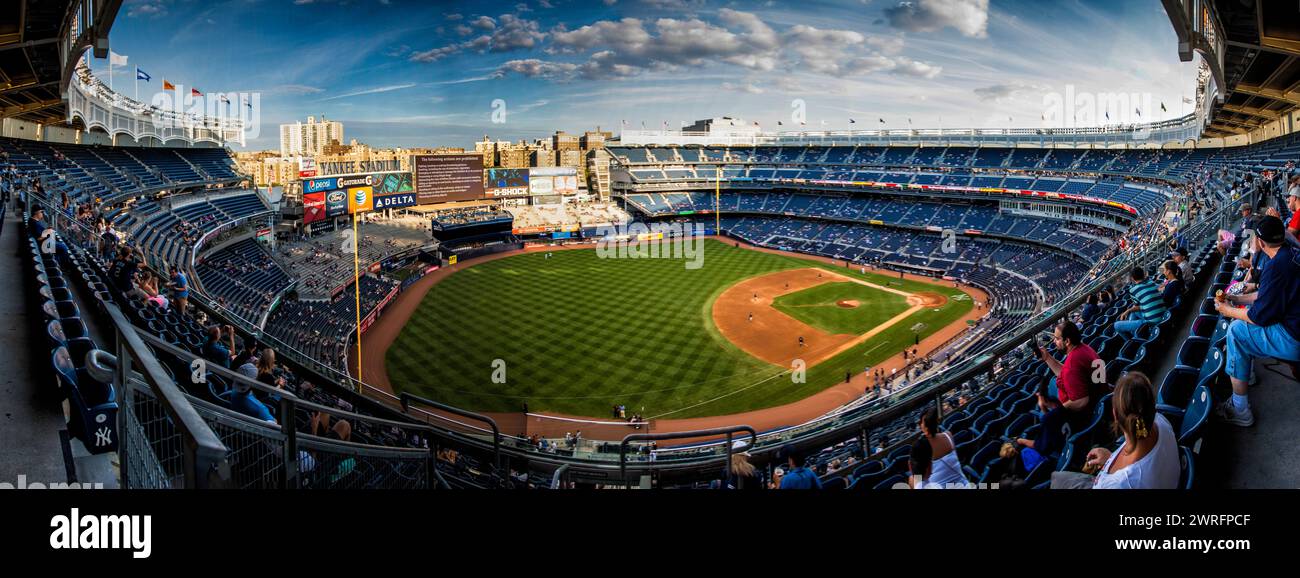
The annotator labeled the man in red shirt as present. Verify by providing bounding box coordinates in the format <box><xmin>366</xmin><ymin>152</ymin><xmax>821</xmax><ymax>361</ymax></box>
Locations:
<box><xmin>1285</xmin><ymin>189</ymin><xmax>1300</xmax><ymax>242</ymax></box>
<box><xmin>1016</xmin><ymin>321</ymin><xmax>1102</xmax><ymax>457</ymax></box>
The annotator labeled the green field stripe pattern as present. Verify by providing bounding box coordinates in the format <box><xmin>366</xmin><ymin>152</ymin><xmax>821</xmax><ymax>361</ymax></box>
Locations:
<box><xmin>384</xmin><ymin>240</ymin><xmax>972</xmax><ymax>418</ymax></box>
<box><xmin>771</xmin><ymin>282</ymin><xmax>912</xmax><ymax>335</ymax></box>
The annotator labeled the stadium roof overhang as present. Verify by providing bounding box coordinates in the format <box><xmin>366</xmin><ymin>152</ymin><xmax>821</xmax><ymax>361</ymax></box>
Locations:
<box><xmin>1200</xmin><ymin>0</ymin><xmax>1300</xmax><ymax>137</ymax></box>
<box><xmin>0</xmin><ymin>0</ymin><xmax>122</xmax><ymax>125</ymax></box>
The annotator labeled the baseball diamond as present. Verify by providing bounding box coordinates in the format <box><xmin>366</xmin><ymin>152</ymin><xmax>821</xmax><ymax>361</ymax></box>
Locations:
<box><xmin>378</xmin><ymin>239</ymin><xmax>975</xmax><ymax>419</ymax></box>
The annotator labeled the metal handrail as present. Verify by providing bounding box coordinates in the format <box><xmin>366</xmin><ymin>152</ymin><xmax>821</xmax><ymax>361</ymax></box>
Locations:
<box><xmin>400</xmin><ymin>392</ymin><xmax>502</xmax><ymax>472</ymax></box>
<box><xmin>619</xmin><ymin>425</ymin><xmax>757</xmax><ymax>485</ymax></box>
<box><xmin>104</xmin><ymin>304</ymin><xmax>230</xmax><ymax>488</ymax></box>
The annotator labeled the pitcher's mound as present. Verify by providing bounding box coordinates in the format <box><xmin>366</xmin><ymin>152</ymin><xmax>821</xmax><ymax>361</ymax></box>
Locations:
<box><xmin>836</xmin><ymin>300</ymin><xmax>860</xmax><ymax>308</ymax></box>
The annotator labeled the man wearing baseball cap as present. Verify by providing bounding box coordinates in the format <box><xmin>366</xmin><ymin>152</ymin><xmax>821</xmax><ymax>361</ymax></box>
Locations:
<box><xmin>1169</xmin><ymin>246</ymin><xmax>1193</xmax><ymax>284</ymax></box>
<box><xmin>1286</xmin><ymin>186</ymin><xmax>1300</xmax><ymax>240</ymax></box>
<box><xmin>1214</xmin><ymin>215</ymin><xmax>1300</xmax><ymax>427</ymax></box>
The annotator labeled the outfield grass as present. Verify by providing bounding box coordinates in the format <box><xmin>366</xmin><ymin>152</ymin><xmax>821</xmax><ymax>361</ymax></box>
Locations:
<box><xmin>771</xmin><ymin>282</ymin><xmax>912</xmax><ymax>335</ymax></box>
<box><xmin>384</xmin><ymin>240</ymin><xmax>972</xmax><ymax>418</ymax></box>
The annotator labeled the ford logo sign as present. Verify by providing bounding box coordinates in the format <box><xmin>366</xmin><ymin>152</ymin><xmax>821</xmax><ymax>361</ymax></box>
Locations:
<box><xmin>327</xmin><ymin>191</ymin><xmax>344</xmax><ymax>203</ymax></box>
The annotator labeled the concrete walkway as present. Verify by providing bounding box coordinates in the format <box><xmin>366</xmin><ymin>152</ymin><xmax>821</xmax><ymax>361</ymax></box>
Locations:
<box><xmin>0</xmin><ymin>204</ymin><xmax>71</xmax><ymax>485</ymax></box>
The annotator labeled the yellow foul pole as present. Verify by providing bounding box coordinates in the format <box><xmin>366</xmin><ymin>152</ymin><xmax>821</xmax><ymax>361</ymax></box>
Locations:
<box><xmin>353</xmin><ymin>212</ymin><xmax>363</xmax><ymax>389</ymax></box>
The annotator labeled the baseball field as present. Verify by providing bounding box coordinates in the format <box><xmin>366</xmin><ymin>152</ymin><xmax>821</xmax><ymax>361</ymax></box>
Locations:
<box><xmin>382</xmin><ymin>239</ymin><xmax>974</xmax><ymax>419</ymax></box>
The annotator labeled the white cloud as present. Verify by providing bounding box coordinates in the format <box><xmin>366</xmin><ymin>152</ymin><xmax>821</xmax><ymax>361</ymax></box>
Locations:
<box><xmin>973</xmin><ymin>82</ymin><xmax>1050</xmax><ymax>102</ymax></box>
<box><xmin>411</xmin><ymin>13</ymin><xmax>545</xmax><ymax>62</ymax></box>
<box><xmin>495</xmin><ymin>9</ymin><xmax>939</xmax><ymax>81</ymax></box>
<box><xmin>884</xmin><ymin>0</ymin><xmax>989</xmax><ymax>38</ymax></box>
<box><xmin>721</xmin><ymin>81</ymin><xmax>765</xmax><ymax>94</ymax></box>
<box><xmin>318</xmin><ymin>83</ymin><xmax>417</xmax><ymax>101</ymax></box>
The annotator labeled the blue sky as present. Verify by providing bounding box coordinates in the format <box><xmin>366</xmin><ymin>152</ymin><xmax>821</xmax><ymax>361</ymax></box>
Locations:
<box><xmin>99</xmin><ymin>0</ymin><xmax>1198</xmax><ymax>151</ymax></box>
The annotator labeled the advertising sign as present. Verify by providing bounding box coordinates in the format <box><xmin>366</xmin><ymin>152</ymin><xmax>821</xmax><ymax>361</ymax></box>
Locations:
<box><xmin>347</xmin><ymin>186</ymin><xmax>374</xmax><ymax>214</ymax></box>
<box><xmin>414</xmin><ymin>154</ymin><xmax>484</xmax><ymax>204</ymax></box>
<box><xmin>325</xmin><ymin>189</ymin><xmax>348</xmax><ymax>217</ymax></box>
<box><xmin>529</xmin><ymin>175</ymin><xmax>554</xmax><ymax>195</ymax></box>
<box><xmin>303</xmin><ymin>177</ymin><xmax>337</xmax><ymax>194</ymax></box>
<box><xmin>303</xmin><ymin>192</ymin><xmax>326</xmax><ymax>224</ymax></box>
<box><xmin>485</xmin><ymin>168</ymin><xmax>529</xmax><ymax>197</ymax></box>
<box><xmin>298</xmin><ymin>157</ymin><xmax>317</xmax><ymax>178</ymax></box>
<box><xmin>373</xmin><ymin>192</ymin><xmax>417</xmax><ymax>210</ymax></box>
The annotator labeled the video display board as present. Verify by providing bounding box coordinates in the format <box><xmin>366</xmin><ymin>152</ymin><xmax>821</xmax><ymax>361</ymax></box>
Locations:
<box><xmin>414</xmin><ymin>154</ymin><xmax>484</xmax><ymax>204</ymax></box>
<box><xmin>485</xmin><ymin>168</ymin><xmax>529</xmax><ymax>197</ymax></box>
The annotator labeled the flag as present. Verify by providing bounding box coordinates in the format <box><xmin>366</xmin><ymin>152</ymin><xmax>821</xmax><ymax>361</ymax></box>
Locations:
<box><xmin>219</xmin><ymin>94</ymin><xmax>230</xmax><ymax>104</ymax></box>
<box><xmin>1104</xmin><ymin>110</ymin><xmax>1109</xmax><ymax>121</ymax></box>
<box><xmin>162</xmin><ymin>80</ymin><xmax>175</xmax><ymax>90</ymax></box>
<box><xmin>109</xmin><ymin>51</ymin><xmax>128</xmax><ymax>67</ymax></box>
<box><xmin>1160</xmin><ymin>102</ymin><xmax>1167</xmax><ymax>112</ymax></box>
<box><xmin>192</xmin><ymin>88</ymin><xmax>202</xmax><ymax>97</ymax></box>
<box><xmin>136</xmin><ymin>67</ymin><xmax>151</xmax><ymax>82</ymax></box>
<box><xmin>777</xmin><ymin>121</ymin><xmax>783</xmax><ymax>125</ymax></box>
<box><xmin>878</xmin><ymin>118</ymin><xmax>885</xmax><ymax>124</ymax></box>
<box><xmin>849</xmin><ymin>118</ymin><xmax>856</xmax><ymax>124</ymax></box>
<box><xmin>1135</xmin><ymin>107</ymin><xmax>1141</xmax><ymax>117</ymax></box>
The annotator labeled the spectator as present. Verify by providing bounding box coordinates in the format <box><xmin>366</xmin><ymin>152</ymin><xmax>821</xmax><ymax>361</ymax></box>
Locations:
<box><xmin>229</xmin><ymin>364</ymin><xmax>276</xmax><ymax>424</ymax></box>
<box><xmin>1078</xmin><ymin>294</ymin><xmax>1101</xmax><ymax>325</ymax></box>
<box><xmin>1285</xmin><ymin>188</ymin><xmax>1300</xmax><ymax>242</ymax></box>
<box><xmin>1214</xmin><ymin>215</ymin><xmax>1300</xmax><ymax>427</ymax></box>
<box><xmin>1169</xmin><ymin>246</ymin><xmax>1194</xmax><ymax>284</ymax></box>
<box><xmin>232</xmin><ymin>340</ymin><xmax>259</xmax><ymax>369</ymax></box>
<box><xmin>168</xmin><ymin>269</ymin><xmax>189</xmax><ymax>315</ymax></box>
<box><xmin>1050</xmin><ymin>372</ymin><xmax>1179</xmax><ymax>489</ymax></box>
<box><xmin>256</xmin><ymin>348</ymin><xmax>284</xmax><ymax>390</ymax></box>
<box><xmin>202</xmin><ymin>325</ymin><xmax>236</xmax><ymax>369</ymax></box>
<box><xmin>918</xmin><ymin>406</ymin><xmax>969</xmax><ymax>486</ymax></box>
<box><xmin>1017</xmin><ymin>321</ymin><xmax>1101</xmax><ymax>458</ymax></box>
<box><xmin>776</xmin><ymin>445</ymin><xmax>822</xmax><ymax>489</ymax></box>
<box><xmin>907</xmin><ymin>437</ymin><xmax>944</xmax><ymax>489</ymax></box>
<box><xmin>1158</xmin><ymin>260</ymin><xmax>1185</xmax><ymax>307</ymax></box>
<box><xmin>1114</xmin><ymin>266</ymin><xmax>1168</xmax><ymax>340</ymax></box>
<box><xmin>728</xmin><ymin>452</ymin><xmax>761</xmax><ymax>490</ymax></box>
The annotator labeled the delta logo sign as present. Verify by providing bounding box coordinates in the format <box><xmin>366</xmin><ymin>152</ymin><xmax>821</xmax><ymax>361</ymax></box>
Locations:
<box><xmin>374</xmin><ymin>192</ymin><xmax>417</xmax><ymax>210</ymax></box>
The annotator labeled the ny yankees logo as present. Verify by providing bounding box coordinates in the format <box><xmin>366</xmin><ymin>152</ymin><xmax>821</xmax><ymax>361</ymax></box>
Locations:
<box><xmin>94</xmin><ymin>427</ymin><xmax>113</xmax><ymax>448</ymax></box>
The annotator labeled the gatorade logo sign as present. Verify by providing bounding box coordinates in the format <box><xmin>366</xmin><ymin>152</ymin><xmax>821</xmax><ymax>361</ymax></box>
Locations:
<box><xmin>348</xmin><ymin>186</ymin><xmax>374</xmax><ymax>214</ymax></box>
<box><xmin>337</xmin><ymin>174</ymin><xmax>375</xmax><ymax>188</ymax></box>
